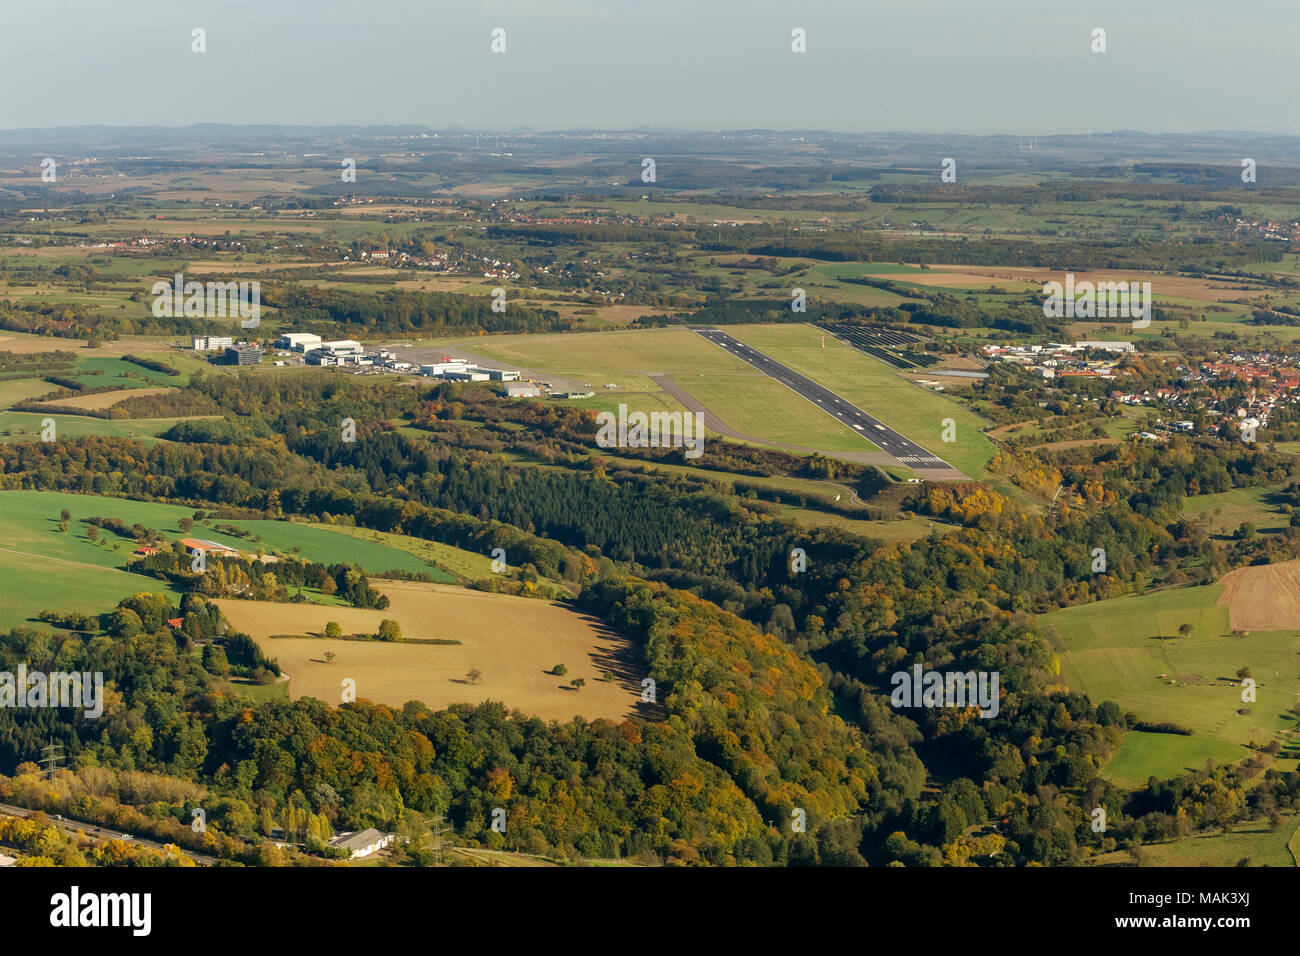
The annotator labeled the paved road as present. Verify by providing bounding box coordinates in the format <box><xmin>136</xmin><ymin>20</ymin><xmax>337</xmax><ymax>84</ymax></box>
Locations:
<box><xmin>690</xmin><ymin>328</ymin><xmax>959</xmax><ymax>474</ymax></box>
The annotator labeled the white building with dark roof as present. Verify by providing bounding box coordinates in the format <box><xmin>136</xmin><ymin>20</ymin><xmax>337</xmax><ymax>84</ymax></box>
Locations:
<box><xmin>327</xmin><ymin>829</ymin><xmax>394</xmax><ymax>859</ymax></box>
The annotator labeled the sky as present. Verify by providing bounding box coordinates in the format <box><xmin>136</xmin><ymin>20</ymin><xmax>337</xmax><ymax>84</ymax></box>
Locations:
<box><xmin>0</xmin><ymin>0</ymin><xmax>1291</xmax><ymax>135</ymax></box>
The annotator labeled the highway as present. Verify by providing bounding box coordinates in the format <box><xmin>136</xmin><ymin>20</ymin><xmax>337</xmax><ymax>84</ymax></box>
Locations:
<box><xmin>0</xmin><ymin>801</ymin><xmax>218</xmax><ymax>866</ymax></box>
<box><xmin>691</xmin><ymin>327</ymin><xmax>954</xmax><ymax>471</ymax></box>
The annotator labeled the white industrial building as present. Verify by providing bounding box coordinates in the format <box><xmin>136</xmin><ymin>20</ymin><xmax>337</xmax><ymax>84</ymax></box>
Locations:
<box><xmin>326</xmin><ymin>828</ymin><xmax>395</xmax><ymax>860</ymax></box>
<box><xmin>322</xmin><ymin>339</ymin><xmax>362</xmax><ymax>355</ymax></box>
<box><xmin>275</xmin><ymin>332</ymin><xmax>323</xmax><ymax>352</ymax></box>
<box><xmin>1074</xmin><ymin>341</ymin><xmax>1136</xmax><ymax>353</ymax></box>
<box><xmin>192</xmin><ymin>336</ymin><xmax>234</xmax><ymax>352</ymax></box>
<box><xmin>421</xmin><ymin>359</ymin><xmax>523</xmax><ymax>382</ymax></box>
<box><xmin>506</xmin><ymin>383</ymin><xmax>541</xmax><ymax>398</ymax></box>
<box><xmin>421</xmin><ymin>360</ymin><xmax>471</xmax><ymax>377</ymax></box>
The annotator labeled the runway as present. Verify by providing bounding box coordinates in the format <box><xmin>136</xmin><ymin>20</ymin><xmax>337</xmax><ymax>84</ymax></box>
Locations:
<box><xmin>691</xmin><ymin>327</ymin><xmax>961</xmax><ymax>476</ymax></box>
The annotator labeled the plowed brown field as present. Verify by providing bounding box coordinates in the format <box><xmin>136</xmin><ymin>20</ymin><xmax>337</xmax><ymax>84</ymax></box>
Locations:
<box><xmin>1217</xmin><ymin>560</ymin><xmax>1300</xmax><ymax>630</ymax></box>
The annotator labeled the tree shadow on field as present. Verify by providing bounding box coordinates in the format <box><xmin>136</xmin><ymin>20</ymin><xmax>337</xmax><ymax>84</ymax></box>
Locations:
<box><xmin>572</xmin><ymin>614</ymin><xmax>665</xmax><ymax>720</ymax></box>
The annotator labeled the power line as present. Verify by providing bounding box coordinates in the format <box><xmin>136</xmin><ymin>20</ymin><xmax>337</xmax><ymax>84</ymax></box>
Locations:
<box><xmin>39</xmin><ymin>741</ymin><xmax>64</xmax><ymax>781</ymax></box>
<box><xmin>431</xmin><ymin>819</ymin><xmax>449</xmax><ymax>867</ymax></box>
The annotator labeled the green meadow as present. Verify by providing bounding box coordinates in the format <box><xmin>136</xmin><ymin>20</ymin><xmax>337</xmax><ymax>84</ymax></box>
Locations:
<box><xmin>0</xmin><ymin>412</ymin><xmax>191</xmax><ymax>444</ymax></box>
<box><xmin>1180</xmin><ymin>486</ymin><xmax>1292</xmax><ymax>538</ymax></box>
<box><xmin>0</xmin><ymin>549</ymin><xmax>184</xmax><ymax>632</ymax></box>
<box><xmin>0</xmin><ymin>490</ymin><xmax>442</xmax><ymax>571</ymax></box>
<box><xmin>1038</xmin><ymin>584</ymin><xmax>1300</xmax><ymax>784</ymax></box>
<box><xmin>73</xmin><ymin>355</ymin><xmax>179</xmax><ymax>388</ymax></box>
<box><xmin>1092</xmin><ymin>816</ymin><xmax>1299</xmax><ymax>867</ymax></box>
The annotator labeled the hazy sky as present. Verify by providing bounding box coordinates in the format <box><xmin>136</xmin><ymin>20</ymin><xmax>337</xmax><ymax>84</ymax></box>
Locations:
<box><xmin>0</xmin><ymin>0</ymin><xmax>1291</xmax><ymax>134</ymax></box>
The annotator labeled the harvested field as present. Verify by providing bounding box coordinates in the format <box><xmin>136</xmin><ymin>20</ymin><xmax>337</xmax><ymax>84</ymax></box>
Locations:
<box><xmin>30</xmin><ymin>386</ymin><xmax>172</xmax><ymax>411</ymax></box>
<box><xmin>1217</xmin><ymin>559</ymin><xmax>1300</xmax><ymax>631</ymax></box>
<box><xmin>215</xmin><ymin>580</ymin><xmax>645</xmax><ymax>721</ymax></box>
<box><xmin>0</xmin><ymin>379</ymin><xmax>57</xmax><ymax>406</ymax></box>
<box><xmin>0</xmin><ymin>333</ymin><xmax>85</xmax><ymax>352</ymax></box>
<box><xmin>957</xmin><ymin>267</ymin><xmax>1265</xmax><ymax>303</ymax></box>
<box><xmin>874</xmin><ymin>268</ymin><xmax>1037</xmax><ymax>289</ymax></box>
<box><xmin>186</xmin><ymin>260</ymin><xmax>312</xmax><ymax>274</ymax></box>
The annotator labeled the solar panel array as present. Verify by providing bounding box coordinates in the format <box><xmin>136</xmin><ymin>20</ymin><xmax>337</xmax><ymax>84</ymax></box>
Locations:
<box><xmin>817</xmin><ymin>323</ymin><xmax>932</xmax><ymax>369</ymax></box>
<box><xmin>819</xmin><ymin>324</ymin><xmax>922</xmax><ymax>348</ymax></box>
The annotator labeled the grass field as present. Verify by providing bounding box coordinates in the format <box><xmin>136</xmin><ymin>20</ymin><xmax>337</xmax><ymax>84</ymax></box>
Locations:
<box><xmin>1181</xmin><ymin>486</ymin><xmax>1291</xmax><ymax>538</ymax></box>
<box><xmin>1099</xmin><ymin>731</ymin><xmax>1248</xmax><ymax>788</ymax></box>
<box><xmin>216</xmin><ymin>518</ymin><xmax>457</xmax><ymax>581</ymax></box>
<box><xmin>0</xmin><ymin>378</ymin><xmax>58</xmax><ymax>406</ymax></box>
<box><xmin>1092</xmin><ymin>816</ymin><xmax>1299</xmax><ymax>867</ymax></box>
<box><xmin>0</xmin><ymin>548</ymin><xmax>183</xmax><ymax>632</ymax></box>
<box><xmin>311</xmin><ymin>524</ymin><xmax>495</xmax><ymax>580</ymax></box>
<box><xmin>216</xmin><ymin>580</ymin><xmax>644</xmax><ymax>721</ymax></box>
<box><xmin>0</xmin><ymin>411</ymin><xmax>191</xmax><ymax>444</ymax></box>
<box><xmin>722</xmin><ymin>324</ymin><xmax>996</xmax><ymax>476</ymax></box>
<box><xmin>72</xmin><ymin>356</ymin><xmax>179</xmax><ymax>389</ymax></box>
<box><xmin>1039</xmin><ymin>582</ymin><xmax>1300</xmax><ymax>782</ymax></box>
<box><xmin>770</xmin><ymin>504</ymin><xmax>954</xmax><ymax>541</ymax></box>
<box><xmin>666</xmin><ymin>370</ymin><xmax>877</xmax><ymax>452</ymax></box>
<box><xmin>447</xmin><ymin>327</ymin><xmax>744</xmax><ymax>395</ymax></box>
<box><xmin>0</xmin><ymin>490</ymin><xmax>454</xmax><ymax>580</ymax></box>
<box><xmin>447</xmin><ymin>327</ymin><xmax>889</xmax><ymax>458</ymax></box>
<box><xmin>215</xmin><ymin>677</ymin><xmax>290</xmax><ymax>704</ymax></box>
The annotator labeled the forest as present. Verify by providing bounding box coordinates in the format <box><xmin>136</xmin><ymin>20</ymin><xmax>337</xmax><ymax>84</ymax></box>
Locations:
<box><xmin>1</xmin><ymin>369</ymin><xmax>1297</xmax><ymax>865</ymax></box>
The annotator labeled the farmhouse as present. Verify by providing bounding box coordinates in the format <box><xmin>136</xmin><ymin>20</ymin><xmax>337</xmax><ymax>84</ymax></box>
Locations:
<box><xmin>327</xmin><ymin>828</ymin><xmax>395</xmax><ymax>859</ymax></box>
<box><xmin>179</xmin><ymin>538</ymin><xmax>240</xmax><ymax>558</ymax></box>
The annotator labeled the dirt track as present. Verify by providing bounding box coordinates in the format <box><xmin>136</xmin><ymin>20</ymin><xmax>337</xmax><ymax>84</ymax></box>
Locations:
<box><xmin>1217</xmin><ymin>559</ymin><xmax>1300</xmax><ymax>630</ymax></box>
